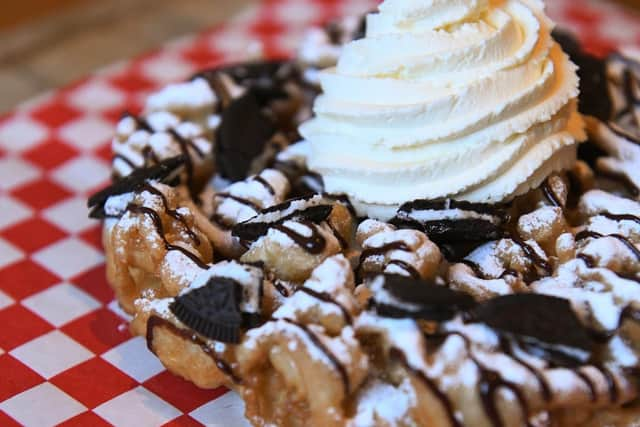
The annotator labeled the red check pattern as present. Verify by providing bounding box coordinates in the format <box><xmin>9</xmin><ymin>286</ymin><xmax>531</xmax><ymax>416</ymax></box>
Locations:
<box><xmin>0</xmin><ymin>0</ymin><xmax>639</xmax><ymax>425</ymax></box>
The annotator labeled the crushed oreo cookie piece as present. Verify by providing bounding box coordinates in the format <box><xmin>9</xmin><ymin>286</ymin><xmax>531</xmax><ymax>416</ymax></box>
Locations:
<box><xmin>553</xmin><ymin>30</ymin><xmax>612</xmax><ymax>121</ymax></box>
<box><xmin>390</xmin><ymin>199</ymin><xmax>507</xmax><ymax>243</ymax></box>
<box><xmin>467</xmin><ymin>294</ymin><xmax>595</xmax><ymax>365</ymax></box>
<box><xmin>170</xmin><ymin>277</ymin><xmax>244</xmax><ymax>344</ymax></box>
<box><xmin>232</xmin><ymin>195</ymin><xmax>333</xmax><ymax>241</ymax></box>
<box><xmin>87</xmin><ymin>156</ymin><xmax>185</xmax><ymax>219</ymax></box>
<box><xmin>216</xmin><ymin>90</ymin><xmax>277</xmax><ymax>181</ymax></box>
<box><xmin>370</xmin><ymin>274</ymin><xmax>476</xmax><ymax>321</ymax></box>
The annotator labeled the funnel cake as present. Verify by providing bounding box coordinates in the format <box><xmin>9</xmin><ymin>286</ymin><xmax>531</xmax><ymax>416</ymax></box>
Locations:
<box><xmin>87</xmin><ymin>6</ymin><xmax>640</xmax><ymax>426</ymax></box>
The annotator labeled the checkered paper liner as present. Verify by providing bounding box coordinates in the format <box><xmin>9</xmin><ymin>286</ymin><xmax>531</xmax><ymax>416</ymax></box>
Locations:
<box><xmin>1</xmin><ymin>0</ymin><xmax>639</xmax><ymax>426</ymax></box>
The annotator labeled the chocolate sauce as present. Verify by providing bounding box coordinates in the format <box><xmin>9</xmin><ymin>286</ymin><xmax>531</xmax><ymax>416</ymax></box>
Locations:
<box><xmin>215</xmin><ymin>192</ymin><xmax>262</xmax><ymax>212</ymax></box>
<box><xmin>426</xmin><ymin>332</ymin><xmax>531</xmax><ymax>427</ymax></box>
<box><xmin>326</xmin><ymin>221</ymin><xmax>348</xmax><ymax>250</ymax></box>
<box><xmin>598</xmin><ymin>365</ymin><xmax>619</xmax><ymax>403</ymax></box>
<box><xmin>577</xmin><ymin>253</ymin><xmax>596</xmax><ymax>268</ymax></box>
<box><xmin>541</xmin><ymin>179</ymin><xmax>563</xmax><ymax>208</ymax></box>
<box><xmin>272</xmin><ymin>280</ymin><xmax>290</xmax><ymax>298</ymax></box>
<box><xmin>575</xmin><ymin>230</ymin><xmax>640</xmax><ymax>261</ymax></box>
<box><xmin>142</xmin><ymin>146</ymin><xmax>160</xmax><ymax>164</ymax></box>
<box><xmin>146</xmin><ymin>315</ymin><xmax>242</xmax><ymax>384</ymax></box>
<box><xmin>574</xmin><ymin>370</ymin><xmax>597</xmax><ymax>402</ymax></box>
<box><xmin>360</xmin><ymin>241</ymin><xmax>411</xmax><ymax>264</ymax></box>
<box><xmin>323</xmin><ymin>193</ymin><xmax>358</xmax><ymax>218</ymax></box>
<box><xmin>272</xmin><ymin>221</ymin><xmax>327</xmax><ymax>254</ymax></box>
<box><xmin>253</xmin><ymin>175</ymin><xmax>275</xmax><ymax>195</ymax></box>
<box><xmin>359</xmin><ymin>241</ymin><xmax>413</xmax><ymax>278</ymax></box>
<box><xmin>499</xmin><ymin>338</ymin><xmax>552</xmax><ymax>402</ymax></box>
<box><xmin>124</xmin><ymin>112</ymin><xmax>204</xmax><ymax>198</ymax></box>
<box><xmin>475</xmin><ymin>359</ymin><xmax>532</xmax><ymax>427</ymax></box>
<box><xmin>298</xmin><ymin>287</ymin><xmax>353</xmax><ymax>324</ymax></box>
<box><xmin>141</xmin><ymin>183</ymin><xmax>200</xmax><ymax>245</ymax></box>
<box><xmin>113</xmin><ymin>153</ymin><xmax>137</xmax><ymax>170</ymax></box>
<box><xmin>509</xmin><ymin>234</ymin><xmax>552</xmax><ymax>275</ymax></box>
<box><xmin>460</xmin><ymin>260</ymin><xmax>518</xmax><ymax>281</ymax></box>
<box><xmin>577</xmin><ymin>250</ymin><xmax>640</xmax><ymax>283</ymax></box>
<box><xmin>390</xmin><ymin>348</ymin><xmax>461</xmax><ymax>427</ymax></box>
<box><xmin>127</xmin><ymin>204</ymin><xmax>208</xmax><ymax>269</ymax></box>
<box><xmin>281</xmin><ymin>318</ymin><xmax>350</xmax><ymax>394</ymax></box>
<box><xmin>386</xmin><ymin>260</ymin><xmax>421</xmax><ymax>279</ymax></box>
<box><xmin>600</xmin><ymin>212</ymin><xmax>640</xmax><ymax>226</ymax></box>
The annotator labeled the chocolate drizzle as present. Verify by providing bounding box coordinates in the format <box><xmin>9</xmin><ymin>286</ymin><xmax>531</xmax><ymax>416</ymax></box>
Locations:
<box><xmin>146</xmin><ymin>315</ymin><xmax>242</xmax><ymax>384</ymax></box>
<box><xmin>426</xmin><ymin>332</ymin><xmax>532</xmax><ymax>427</ymax></box>
<box><xmin>600</xmin><ymin>212</ymin><xmax>640</xmax><ymax>226</ymax></box>
<box><xmin>121</xmin><ymin>112</ymin><xmax>206</xmax><ymax>198</ymax></box>
<box><xmin>499</xmin><ymin>337</ymin><xmax>552</xmax><ymax>402</ymax></box>
<box><xmin>298</xmin><ymin>287</ymin><xmax>353</xmax><ymax>324</ymax></box>
<box><xmin>459</xmin><ymin>259</ymin><xmax>518</xmax><ymax>281</ymax></box>
<box><xmin>127</xmin><ymin>204</ymin><xmax>208</xmax><ymax>269</ymax></box>
<box><xmin>215</xmin><ymin>193</ymin><xmax>262</xmax><ymax>212</ymax></box>
<box><xmin>387</xmin><ymin>260</ymin><xmax>421</xmax><ymax>279</ymax></box>
<box><xmin>575</xmin><ymin>370</ymin><xmax>598</xmax><ymax>402</ymax></box>
<box><xmin>390</xmin><ymin>347</ymin><xmax>461</xmax><ymax>427</ymax></box>
<box><xmin>575</xmin><ymin>230</ymin><xmax>640</xmax><ymax>261</ymax></box>
<box><xmin>272</xmin><ymin>221</ymin><xmax>327</xmax><ymax>254</ymax></box>
<box><xmin>140</xmin><ymin>184</ymin><xmax>200</xmax><ymax>245</ymax></box>
<box><xmin>113</xmin><ymin>153</ymin><xmax>137</xmax><ymax>170</ymax></box>
<box><xmin>359</xmin><ymin>241</ymin><xmax>415</xmax><ymax>278</ymax></box>
<box><xmin>253</xmin><ymin>175</ymin><xmax>275</xmax><ymax>195</ymax></box>
<box><xmin>541</xmin><ymin>178</ymin><xmax>563</xmax><ymax>208</ymax></box>
<box><xmin>272</xmin><ymin>280</ymin><xmax>291</xmax><ymax>298</ymax></box>
<box><xmin>232</xmin><ymin>199</ymin><xmax>333</xmax><ymax>248</ymax></box>
<box><xmin>280</xmin><ymin>318</ymin><xmax>350</xmax><ymax>394</ymax></box>
<box><xmin>88</xmin><ymin>156</ymin><xmax>185</xmax><ymax>219</ymax></box>
<box><xmin>509</xmin><ymin>234</ymin><xmax>552</xmax><ymax>275</ymax></box>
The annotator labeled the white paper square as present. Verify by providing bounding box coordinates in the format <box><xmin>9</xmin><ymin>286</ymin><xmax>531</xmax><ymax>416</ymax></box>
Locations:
<box><xmin>10</xmin><ymin>330</ymin><xmax>93</xmax><ymax>379</ymax></box>
<box><xmin>141</xmin><ymin>53</ymin><xmax>195</xmax><ymax>84</ymax></box>
<box><xmin>0</xmin><ymin>115</ymin><xmax>48</xmax><ymax>152</ymax></box>
<box><xmin>67</xmin><ymin>80</ymin><xmax>126</xmax><ymax>113</ymax></box>
<box><xmin>274</xmin><ymin>0</ymin><xmax>321</xmax><ymax>26</ymax></box>
<box><xmin>22</xmin><ymin>283</ymin><xmax>101</xmax><ymax>327</ymax></box>
<box><xmin>42</xmin><ymin>197</ymin><xmax>95</xmax><ymax>234</ymax></box>
<box><xmin>32</xmin><ymin>237</ymin><xmax>103</xmax><ymax>279</ymax></box>
<box><xmin>0</xmin><ymin>196</ymin><xmax>33</xmax><ymax>231</ymax></box>
<box><xmin>0</xmin><ymin>157</ymin><xmax>41</xmax><ymax>191</ymax></box>
<box><xmin>0</xmin><ymin>383</ymin><xmax>86</xmax><ymax>427</ymax></box>
<box><xmin>190</xmin><ymin>391</ymin><xmax>251</xmax><ymax>427</ymax></box>
<box><xmin>0</xmin><ymin>289</ymin><xmax>15</xmax><ymax>311</ymax></box>
<box><xmin>51</xmin><ymin>156</ymin><xmax>110</xmax><ymax>193</ymax></box>
<box><xmin>59</xmin><ymin>116</ymin><xmax>116</xmax><ymax>151</ymax></box>
<box><xmin>0</xmin><ymin>237</ymin><xmax>24</xmax><ymax>270</ymax></box>
<box><xmin>101</xmin><ymin>337</ymin><xmax>165</xmax><ymax>382</ymax></box>
<box><xmin>94</xmin><ymin>386</ymin><xmax>180</xmax><ymax>427</ymax></box>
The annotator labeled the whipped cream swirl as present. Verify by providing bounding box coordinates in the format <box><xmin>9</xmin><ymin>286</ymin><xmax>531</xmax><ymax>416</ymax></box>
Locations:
<box><xmin>300</xmin><ymin>0</ymin><xmax>585</xmax><ymax>219</ymax></box>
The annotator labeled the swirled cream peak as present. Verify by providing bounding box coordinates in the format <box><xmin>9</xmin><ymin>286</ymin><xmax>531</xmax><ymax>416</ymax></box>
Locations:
<box><xmin>299</xmin><ymin>0</ymin><xmax>585</xmax><ymax>220</ymax></box>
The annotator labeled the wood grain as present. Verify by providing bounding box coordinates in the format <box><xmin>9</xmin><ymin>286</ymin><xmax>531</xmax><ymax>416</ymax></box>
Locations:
<box><xmin>0</xmin><ymin>0</ymin><xmax>88</xmax><ymax>30</ymax></box>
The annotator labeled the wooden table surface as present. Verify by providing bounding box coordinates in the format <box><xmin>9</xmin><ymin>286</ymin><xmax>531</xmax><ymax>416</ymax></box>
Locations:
<box><xmin>0</xmin><ymin>0</ymin><xmax>254</xmax><ymax>112</ymax></box>
<box><xmin>0</xmin><ymin>0</ymin><xmax>638</xmax><ymax>113</ymax></box>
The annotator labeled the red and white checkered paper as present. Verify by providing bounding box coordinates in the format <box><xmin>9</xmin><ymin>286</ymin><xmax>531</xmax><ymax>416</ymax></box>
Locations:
<box><xmin>1</xmin><ymin>0</ymin><xmax>639</xmax><ymax>426</ymax></box>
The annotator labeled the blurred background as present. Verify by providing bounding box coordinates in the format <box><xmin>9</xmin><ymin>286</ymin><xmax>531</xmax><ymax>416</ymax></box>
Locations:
<box><xmin>0</xmin><ymin>0</ymin><xmax>638</xmax><ymax>112</ymax></box>
<box><xmin>0</xmin><ymin>0</ymin><xmax>255</xmax><ymax>112</ymax></box>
